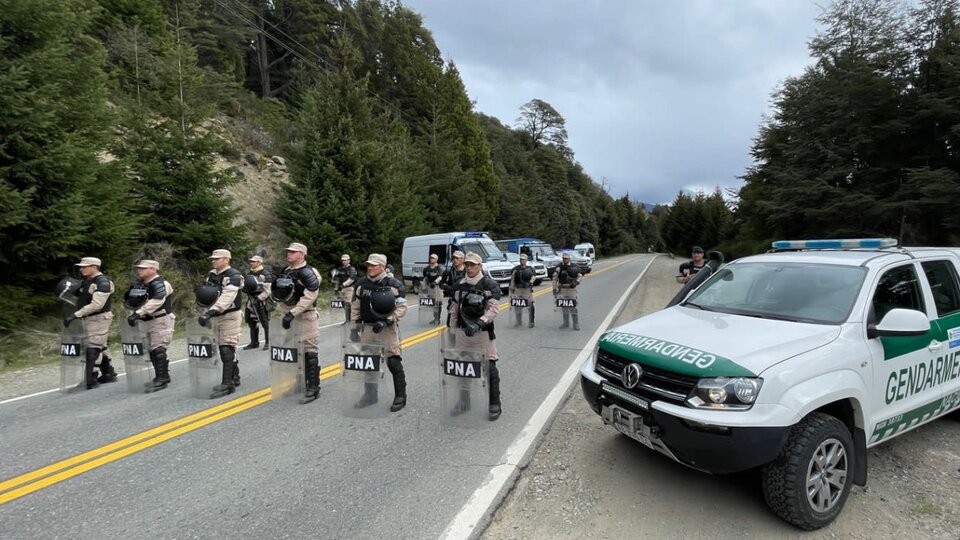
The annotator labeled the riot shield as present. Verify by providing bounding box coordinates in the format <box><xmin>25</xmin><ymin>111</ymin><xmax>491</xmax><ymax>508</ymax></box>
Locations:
<box><xmin>121</xmin><ymin>321</ymin><xmax>152</xmax><ymax>393</ymax></box>
<box><xmin>554</xmin><ymin>289</ymin><xmax>579</xmax><ymax>329</ymax></box>
<box><xmin>329</xmin><ymin>294</ymin><xmax>346</xmax><ymax>311</ymax></box>
<box><xmin>438</xmin><ymin>331</ymin><xmax>489</xmax><ymax>427</ymax></box>
<box><xmin>59</xmin><ymin>318</ymin><xmax>86</xmax><ymax>393</ymax></box>
<box><xmin>418</xmin><ymin>282</ymin><xmax>441</xmax><ymax>326</ymax></box>
<box><xmin>187</xmin><ymin>317</ymin><xmax>220</xmax><ymax>399</ymax></box>
<box><xmin>509</xmin><ymin>294</ymin><xmax>532</xmax><ymax>329</ymax></box>
<box><xmin>340</xmin><ymin>325</ymin><xmax>390</xmax><ymax>418</ymax></box>
<box><xmin>269</xmin><ymin>322</ymin><xmax>305</xmax><ymax>405</ymax></box>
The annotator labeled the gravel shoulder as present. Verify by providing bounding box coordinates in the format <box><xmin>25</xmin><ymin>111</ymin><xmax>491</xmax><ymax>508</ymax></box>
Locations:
<box><xmin>482</xmin><ymin>255</ymin><xmax>960</xmax><ymax>540</ymax></box>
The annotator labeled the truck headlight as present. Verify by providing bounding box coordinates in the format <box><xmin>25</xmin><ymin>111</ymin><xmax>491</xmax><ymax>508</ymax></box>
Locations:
<box><xmin>687</xmin><ymin>377</ymin><xmax>763</xmax><ymax>410</ymax></box>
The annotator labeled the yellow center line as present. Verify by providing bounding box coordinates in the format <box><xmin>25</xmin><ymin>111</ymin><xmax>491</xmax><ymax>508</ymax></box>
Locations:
<box><xmin>0</xmin><ymin>255</ymin><xmax>642</xmax><ymax>505</ymax></box>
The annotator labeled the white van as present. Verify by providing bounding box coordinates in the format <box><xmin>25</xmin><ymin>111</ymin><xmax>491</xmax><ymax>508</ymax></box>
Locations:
<box><xmin>401</xmin><ymin>232</ymin><xmax>514</xmax><ymax>292</ymax></box>
<box><xmin>575</xmin><ymin>242</ymin><xmax>596</xmax><ymax>261</ymax></box>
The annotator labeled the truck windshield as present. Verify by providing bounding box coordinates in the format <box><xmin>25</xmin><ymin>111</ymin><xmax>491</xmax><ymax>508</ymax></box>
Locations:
<box><xmin>528</xmin><ymin>245</ymin><xmax>555</xmax><ymax>258</ymax></box>
<box><xmin>461</xmin><ymin>239</ymin><xmax>505</xmax><ymax>262</ymax></box>
<box><xmin>684</xmin><ymin>262</ymin><xmax>867</xmax><ymax>325</ymax></box>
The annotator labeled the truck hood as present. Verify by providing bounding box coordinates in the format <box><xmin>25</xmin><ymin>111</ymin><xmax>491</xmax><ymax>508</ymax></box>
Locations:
<box><xmin>598</xmin><ymin>306</ymin><xmax>841</xmax><ymax>377</ymax></box>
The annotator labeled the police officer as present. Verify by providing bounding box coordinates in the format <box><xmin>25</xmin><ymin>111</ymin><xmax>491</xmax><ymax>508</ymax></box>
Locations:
<box><xmin>422</xmin><ymin>253</ymin><xmax>444</xmax><ymax>325</ymax></box>
<box><xmin>64</xmin><ymin>257</ymin><xmax>118</xmax><ymax>389</ymax></box>
<box><xmin>441</xmin><ymin>250</ymin><xmax>466</xmax><ymax>328</ymax></box>
<box><xmin>126</xmin><ymin>260</ymin><xmax>175</xmax><ymax>392</ymax></box>
<box><xmin>678</xmin><ymin>246</ymin><xmax>706</xmax><ymax>284</ymax></box>
<box><xmin>333</xmin><ymin>254</ymin><xmax>357</xmax><ymax>325</ymax></box>
<box><xmin>509</xmin><ymin>253</ymin><xmax>536</xmax><ymax>328</ymax></box>
<box><xmin>198</xmin><ymin>249</ymin><xmax>244</xmax><ymax>398</ymax></box>
<box><xmin>449</xmin><ymin>252</ymin><xmax>502</xmax><ymax>420</ymax></box>
<box><xmin>553</xmin><ymin>252</ymin><xmax>583</xmax><ymax>331</ymax></box>
<box><xmin>276</xmin><ymin>242</ymin><xmax>323</xmax><ymax>403</ymax></box>
<box><xmin>243</xmin><ymin>255</ymin><xmax>273</xmax><ymax>350</ymax></box>
<box><xmin>350</xmin><ymin>253</ymin><xmax>408</xmax><ymax>412</ymax></box>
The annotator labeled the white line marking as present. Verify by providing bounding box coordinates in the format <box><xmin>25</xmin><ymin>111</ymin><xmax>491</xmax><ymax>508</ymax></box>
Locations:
<box><xmin>0</xmin><ymin>321</ymin><xmax>345</xmax><ymax>406</ymax></box>
<box><xmin>441</xmin><ymin>255</ymin><xmax>657</xmax><ymax>540</ymax></box>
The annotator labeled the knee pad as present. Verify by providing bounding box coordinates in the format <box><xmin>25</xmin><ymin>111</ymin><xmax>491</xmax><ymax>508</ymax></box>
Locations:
<box><xmin>218</xmin><ymin>345</ymin><xmax>235</xmax><ymax>363</ymax></box>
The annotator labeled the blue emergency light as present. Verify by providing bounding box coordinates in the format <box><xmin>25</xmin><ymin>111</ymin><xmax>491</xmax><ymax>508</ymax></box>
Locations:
<box><xmin>771</xmin><ymin>238</ymin><xmax>898</xmax><ymax>250</ymax></box>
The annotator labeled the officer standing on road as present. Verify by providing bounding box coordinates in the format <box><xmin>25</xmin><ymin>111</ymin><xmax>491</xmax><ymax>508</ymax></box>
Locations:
<box><xmin>449</xmin><ymin>252</ymin><xmax>503</xmax><ymax>420</ymax></box>
<box><xmin>126</xmin><ymin>260</ymin><xmax>175</xmax><ymax>393</ymax></box>
<box><xmin>678</xmin><ymin>246</ymin><xmax>706</xmax><ymax>284</ymax></box>
<box><xmin>510</xmin><ymin>253</ymin><xmax>536</xmax><ymax>328</ymax></box>
<box><xmin>350</xmin><ymin>253</ymin><xmax>408</xmax><ymax>412</ymax></box>
<box><xmin>243</xmin><ymin>255</ymin><xmax>273</xmax><ymax>351</ymax></box>
<box><xmin>422</xmin><ymin>253</ymin><xmax>444</xmax><ymax>325</ymax></box>
<box><xmin>553</xmin><ymin>252</ymin><xmax>583</xmax><ymax>331</ymax></box>
<box><xmin>276</xmin><ymin>242</ymin><xmax>323</xmax><ymax>403</ymax></box>
<box><xmin>64</xmin><ymin>257</ymin><xmax>118</xmax><ymax>389</ymax></box>
<box><xmin>333</xmin><ymin>254</ymin><xmax>357</xmax><ymax>325</ymax></box>
<box><xmin>199</xmin><ymin>249</ymin><xmax>244</xmax><ymax>398</ymax></box>
<box><xmin>441</xmin><ymin>250</ymin><xmax>466</xmax><ymax>328</ymax></box>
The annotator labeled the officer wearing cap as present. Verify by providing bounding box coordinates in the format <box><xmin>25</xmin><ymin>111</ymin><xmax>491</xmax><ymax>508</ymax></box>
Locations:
<box><xmin>441</xmin><ymin>250</ymin><xmax>466</xmax><ymax>328</ymax></box>
<box><xmin>449</xmin><ymin>251</ymin><xmax>503</xmax><ymax>420</ymax></box>
<box><xmin>421</xmin><ymin>253</ymin><xmax>444</xmax><ymax>325</ymax></box>
<box><xmin>126</xmin><ymin>260</ymin><xmax>175</xmax><ymax>392</ymax></box>
<box><xmin>333</xmin><ymin>254</ymin><xmax>357</xmax><ymax>325</ymax></box>
<box><xmin>199</xmin><ymin>249</ymin><xmax>244</xmax><ymax>398</ymax></box>
<box><xmin>350</xmin><ymin>253</ymin><xmax>408</xmax><ymax>412</ymax></box>
<box><xmin>276</xmin><ymin>242</ymin><xmax>323</xmax><ymax>403</ymax></box>
<box><xmin>553</xmin><ymin>252</ymin><xmax>583</xmax><ymax>330</ymax></box>
<box><xmin>678</xmin><ymin>246</ymin><xmax>706</xmax><ymax>284</ymax></box>
<box><xmin>509</xmin><ymin>253</ymin><xmax>536</xmax><ymax>328</ymax></box>
<box><xmin>243</xmin><ymin>255</ymin><xmax>273</xmax><ymax>351</ymax></box>
<box><xmin>64</xmin><ymin>257</ymin><xmax>118</xmax><ymax>389</ymax></box>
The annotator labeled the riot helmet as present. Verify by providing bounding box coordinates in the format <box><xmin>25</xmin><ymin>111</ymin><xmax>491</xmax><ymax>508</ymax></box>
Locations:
<box><xmin>566</xmin><ymin>266</ymin><xmax>581</xmax><ymax>280</ymax></box>
<box><xmin>519</xmin><ymin>267</ymin><xmax>534</xmax><ymax>284</ymax></box>
<box><xmin>124</xmin><ymin>286</ymin><xmax>149</xmax><ymax>309</ymax></box>
<box><xmin>271</xmin><ymin>276</ymin><xmax>295</xmax><ymax>304</ymax></box>
<box><xmin>195</xmin><ymin>284</ymin><xmax>220</xmax><ymax>308</ymax></box>
<box><xmin>243</xmin><ymin>274</ymin><xmax>262</xmax><ymax>296</ymax></box>
<box><xmin>56</xmin><ymin>276</ymin><xmax>82</xmax><ymax>306</ymax></box>
<box><xmin>459</xmin><ymin>291</ymin><xmax>486</xmax><ymax>323</ymax></box>
<box><xmin>369</xmin><ymin>287</ymin><xmax>396</xmax><ymax>320</ymax></box>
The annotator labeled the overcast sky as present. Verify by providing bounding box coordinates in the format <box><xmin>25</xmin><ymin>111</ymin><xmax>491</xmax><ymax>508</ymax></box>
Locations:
<box><xmin>402</xmin><ymin>0</ymin><xmax>823</xmax><ymax>205</ymax></box>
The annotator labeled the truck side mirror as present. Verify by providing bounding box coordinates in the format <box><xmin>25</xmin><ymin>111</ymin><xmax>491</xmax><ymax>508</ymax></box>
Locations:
<box><xmin>867</xmin><ymin>308</ymin><xmax>930</xmax><ymax>339</ymax></box>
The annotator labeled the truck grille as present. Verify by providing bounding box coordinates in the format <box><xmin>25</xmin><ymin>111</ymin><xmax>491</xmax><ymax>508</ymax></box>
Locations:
<box><xmin>595</xmin><ymin>349</ymin><xmax>698</xmax><ymax>406</ymax></box>
<box><xmin>488</xmin><ymin>269</ymin><xmax>510</xmax><ymax>279</ymax></box>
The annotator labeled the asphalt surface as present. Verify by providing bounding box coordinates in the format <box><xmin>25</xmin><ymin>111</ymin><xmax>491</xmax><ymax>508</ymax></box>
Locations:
<box><xmin>0</xmin><ymin>254</ymin><xmax>655</xmax><ymax>539</ymax></box>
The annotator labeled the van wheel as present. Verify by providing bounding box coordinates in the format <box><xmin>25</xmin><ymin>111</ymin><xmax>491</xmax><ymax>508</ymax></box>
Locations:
<box><xmin>761</xmin><ymin>412</ymin><xmax>853</xmax><ymax>530</ymax></box>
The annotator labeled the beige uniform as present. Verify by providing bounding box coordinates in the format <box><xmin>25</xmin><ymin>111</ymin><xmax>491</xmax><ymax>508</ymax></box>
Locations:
<box><xmin>135</xmin><ymin>275</ymin><xmax>175</xmax><ymax>351</ymax></box>
<box><xmin>552</xmin><ymin>264</ymin><xmax>583</xmax><ymax>301</ymax></box>
<box><xmin>208</xmin><ymin>267</ymin><xmax>243</xmax><ymax>347</ymax></box>
<box><xmin>350</xmin><ymin>272</ymin><xmax>407</xmax><ymax>357</ymax></box>
<box><xmin>278</xmin><ymin>263</ymin><xmax>322</xmax><ymax>353</ymax></box>
<box><xmin>449</xmin><ymin>274</ymin><xmax>501</xmax><ymax>360</ymax></box>
<box><xmin>73</xmin><ymin>273</ymin><xmax>115</xmax><ymax>348</ymax></box>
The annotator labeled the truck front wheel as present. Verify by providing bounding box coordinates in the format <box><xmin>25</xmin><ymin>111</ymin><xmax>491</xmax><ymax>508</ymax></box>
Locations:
<box><xmin>761</xmin><ymin>412</ymin><xmax>854</xmax><ymax>530</ymax></box>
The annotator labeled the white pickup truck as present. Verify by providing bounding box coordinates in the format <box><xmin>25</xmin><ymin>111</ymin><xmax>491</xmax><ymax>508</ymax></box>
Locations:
<box><xmin>580</xmin><ymin>239</ymin><xmax>960</xmax><ymax>530</ymax></box>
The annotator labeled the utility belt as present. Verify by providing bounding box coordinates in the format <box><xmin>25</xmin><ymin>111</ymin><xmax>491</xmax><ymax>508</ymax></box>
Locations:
<box><xmin>140</xmin><ymin>312</ymin><xmax>168</xmax><ymax>322</ymax></box>
<box><xmin>213</xmin><ymin>306</ymin><xmax>242</xmax><ymax>317</ymax></box>
<box><xmin>514</xmin><ymin>282</ymin><xmax>532</xmax><ymax>289</ymax></box>
<box><xmin>457</xmin><ymin>318</ymin><xmax>496</xmax><ymax>340</ymax></box>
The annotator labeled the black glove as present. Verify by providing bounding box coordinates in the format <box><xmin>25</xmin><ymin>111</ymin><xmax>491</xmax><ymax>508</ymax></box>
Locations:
<box><xmin>198</xmin><ymin>311</ymin><xmax>213</xmax><ymax>327</ymax></box>
<box><xmin>127</xmin><ymin>313</ymin><xmax>139</xmax><ymax>327</ymax></box>
<box><xmin>372</xmin><ymin>320</ymin><xmax>388</xmax><ymax>334</ymax></box>
<box><xmin>464</xmin><ymin>322</ymin><xmax>481</xmax><ymax>337</ymax></box>
<box><xmin>63</xmin><ymin>314</ymin><xmax>77</xmax><ymax>328</ymax></box>
<box><xmin>282</xmin><ymin>312</ymin><xmax>295</xmax><ymax>329</ymax></box>
<box><xmin>570</xmin><ymin>281</ymin><xmax>578</xmax><ymax>288</ymax></box>
<box><xmin>350</xmin><ymin>327</ymin><xmax>361</xmax><ymax>342</ymax></box>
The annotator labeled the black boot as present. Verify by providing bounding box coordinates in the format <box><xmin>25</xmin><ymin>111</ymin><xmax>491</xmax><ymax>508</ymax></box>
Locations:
<box><xmin>529</xmin><ymin>304</ymin><xmax>536</xmax><ymax>328</ymax></box>
<box><xmin>354</xmin><ymin>383</ymin><xmax>379</xmax><ymax>409</ymax></box>
<box><xmin>210</xmin><ymin>345</ymin><xmax>236</xmax><ymax>398</ymax></box>
<box><xmin>262</xmin><ymin>320</ymin><xmax>270</xmax><ymax>350</ymax></box>
<box><xmin>301</xmin><ymin>352</ymin><xmax>320</xmax><ymax>404</ymax></box>
<box><xmin>343</xmin><ymin>304</ymin><xmax>351</xmax><ymax>326</ymax></box>
<box><xmin>97</xmin><ymin>352</ymin><xmax>118</xmax><ymax>383</ymax></box>
<box><xmin>489</xmin><ymin>361</ymin><xmax>501</xmax><ymax>421</ymax></box>
<box><xmin>233</xmin><ymin>358</ymin><xmax>241</xmax><ymax>388</ymax></box>
<box><xmin>387</xmin><ymin>356</ymin><xmax>406</xmax><ymax>412</ymax></box>
<box><xmin>145</xmin><ymin>347</ymin><xmax>170</xmax><ymax>393</ymax></box>
<box><xmin>572</xmin><ymin>313</ymin><xmax>580</xmax><ymax>331</ymax></box>
<box><xmin>560</xmin><ymin>311</ymin><xmax>570</xmax><ymax>329</ymax></box>
<box><xmin>243</xmin><ymin>326</ymin><xmax>259</xmax><ymax>350</ymax></box>
<box><xmin>82</xmin><ymin>347</ymin><xmax>101</xmax><ymax>390</ymax></box>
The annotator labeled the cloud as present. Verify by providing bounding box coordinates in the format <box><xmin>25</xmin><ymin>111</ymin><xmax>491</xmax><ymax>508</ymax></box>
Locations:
<box><xmin>404</xmin><ymin>0</ymin><xmax>822</xmax><ymax>204</ymax></box>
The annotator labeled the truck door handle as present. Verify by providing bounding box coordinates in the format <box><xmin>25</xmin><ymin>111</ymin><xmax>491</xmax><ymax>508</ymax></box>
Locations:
<box><xmin>928</xmin><ymin>340</ymin><xmax>942</xmax><ymax>352</ymax></box>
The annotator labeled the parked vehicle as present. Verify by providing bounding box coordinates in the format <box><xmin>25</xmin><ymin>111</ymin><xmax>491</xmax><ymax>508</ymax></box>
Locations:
<box><xmin>496</xmin><ymin>238</ymin><xmax>563</xmax><ymax>277</ymax></box>
<box><xmin>401</xmin><ymin>232</ymin><xmax>513</xmax><ymax>292</ymax></box>
<box><xmin>504</xmin><ymin>252</ymin><xmax>547</xmax><ymax>285</ymax></box>
<box><xmin>574</xmin><ymin>242</ymin><xmax>596</xmax><ymax>261</ymax></box>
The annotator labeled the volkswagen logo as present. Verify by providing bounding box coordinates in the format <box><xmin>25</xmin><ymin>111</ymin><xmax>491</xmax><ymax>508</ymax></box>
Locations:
<box><xmin>621</xmin><ymin>363</ymin><xmax>642</xmax><ymax>389</ymax></box>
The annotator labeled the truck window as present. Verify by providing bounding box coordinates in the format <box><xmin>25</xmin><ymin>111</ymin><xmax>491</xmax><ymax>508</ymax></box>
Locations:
<box><xmin>429</xmin><ymin>244</ymin><xmax>447</xmax><ymax>264</ymax></box>
<box><xmin>872</xmin><ymin>265</ymin><xmax>926</xmax><ymax>321</ymax></box>
<box><xmin>921</xmin><ymin>260</ymin><xmax>960</xmax><ymax>317</ymax></box>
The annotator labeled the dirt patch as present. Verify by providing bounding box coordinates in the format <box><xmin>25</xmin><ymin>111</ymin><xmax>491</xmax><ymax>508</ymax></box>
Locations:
<box><xmin>482</xmin><ymin>255</ymin><xmax>960</xmax><ymax>540</ymax></box>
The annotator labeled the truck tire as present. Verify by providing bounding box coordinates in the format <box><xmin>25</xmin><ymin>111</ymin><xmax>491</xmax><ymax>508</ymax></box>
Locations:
<box><xmin>761</xmin><ymin>412</ymin><xmax>854</xmax><ymax>530</ymax></box>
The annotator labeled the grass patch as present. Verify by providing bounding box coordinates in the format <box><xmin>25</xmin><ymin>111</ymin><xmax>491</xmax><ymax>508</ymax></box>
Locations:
<box><xmin>910</xmin><ymin>495</ymin><xmax>942</xmax><ymax>517</ymax></box>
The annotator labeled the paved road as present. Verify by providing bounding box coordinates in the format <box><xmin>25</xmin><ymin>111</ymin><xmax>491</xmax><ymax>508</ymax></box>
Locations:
<box><xmin>0</xmin><ymin>254</ymin><xmax>654</xmax><ymax>539</ymax></box>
